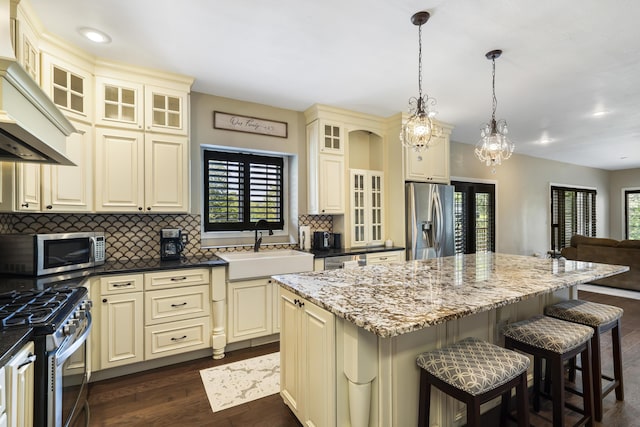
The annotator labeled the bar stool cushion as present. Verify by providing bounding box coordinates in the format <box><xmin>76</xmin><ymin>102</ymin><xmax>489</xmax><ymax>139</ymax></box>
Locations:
<box><xmin>503</xmin><ymin>315</ymin><xmax>593</xmax><ymax>354</ymax></box>
<box><xmin>544</xmin><ymin>299</ymin><xmax>623</xmax><ymax>327</ymax></box>
<box><xmin>416</xmin><ymin>337</ymin><xmax>530</xmax><ymax>396</ymax></box>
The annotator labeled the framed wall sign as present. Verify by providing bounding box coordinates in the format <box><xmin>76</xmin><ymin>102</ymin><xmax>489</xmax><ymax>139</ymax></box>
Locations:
<box><xmin>213</xmin><ymin>111</ymin><xmax>288</xmax><ymax>138</ymax></box>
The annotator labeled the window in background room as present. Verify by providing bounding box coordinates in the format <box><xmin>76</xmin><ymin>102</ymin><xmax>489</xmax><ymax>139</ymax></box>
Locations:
<box><xmin>452</xmin><ymin>181</ymin><xmax>495</xmax><ymax>254</ymax></box>
<box><xmin>550</xmin><ymin>185</ymin><xmax>596</xmax><ymax>251</ymax></box>
<box><xmin>203</xmin><ymin>150</ymin><xmax>284</xmax><ymax>232</ymax></box>
<box><xmin>625</xmin><ymin>189</ymin><xmax>640</xmax><ymax>239</ymax></box>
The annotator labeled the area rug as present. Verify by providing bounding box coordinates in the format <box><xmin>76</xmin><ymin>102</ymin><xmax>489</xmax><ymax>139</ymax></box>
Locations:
<box><xmin>199</xmin><ymin>352</ymin><xmax>280</xmax><ymax>412</ymax></box>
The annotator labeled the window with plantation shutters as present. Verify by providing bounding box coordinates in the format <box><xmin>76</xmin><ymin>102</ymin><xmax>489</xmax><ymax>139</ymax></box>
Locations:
<box><xmin>550</xmin><ymin>186</ymin><xmax>596</xmax><ymax>251</ymax></box>
<box><xmin>624</xmin><ymin>189</ymin><xmax>640</xmax><ymax>239</ymax></box>
<box><xmin>452</xmin><ymin>181</ymin><xmax>495</xmax><ymax>254</ymax></box>
<box><xmin>204</xmin><ymin>150</ymin><xmax>284</xmax><ymax>232</ymax></box>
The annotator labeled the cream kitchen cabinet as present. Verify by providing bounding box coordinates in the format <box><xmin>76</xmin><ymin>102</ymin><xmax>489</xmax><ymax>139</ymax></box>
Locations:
<box><xmin>99</xmin><ymin>274</ymin><xmax>145</xmax><ymax>370</ymax></box>
<box><xmin>95</xmin><ymin>76</ymin><xmax>144</xmax><ymax>130</ymax></box>
<box><xmin>227</xmin><ymin>278</ymin><xmax>274</xmax><ymax>343</ymax></box>
<box><xmin>4</xmin><ymin>341</ymin><xmax>35</xmax><ymax>427</ymax></box>
<box><xmin>41</xmin><ymin>52</ymin><xmax>93</xmax><ymax>123</ymax></box>
<box><xmin>350</xmin><ymin>169</ymin><xmax>384</xmax><ymax>247</ymax></box>
<box><xmin>15</xmin><ymin>3</ymin><xmax>40</xmax><ymax>84</ymax></box>
<box><xmin>97</xmin><ymin>269</ymin><xmax>212</xmax><ymax>369</ymax></box>
<box><xmin>94</xmin><ymin>129</ymin><xmax>189</xmax><ymax>213</ymax></box>
<box><xmin>42</xmin><ymin>120</ymin><xmax>94</xmax><ymax>212</ymax></box>
<box><xmin>280</xmin><ymin>287</ymin><xmax>335</xmax><ymax>427</ymax></box>
<box><xmin>366</xmin><ymin>250</ymin><xmax>405</xmax><ymax>265</ymax></box>
<box><xmin>0</xmin><ymin>162</ymin><xmax>41</xmax><ymax>212</ymax></box>
<box><xmin>0</xmin><ymin>366</ymin><xmax>5</xmax><ymax>427</ymax></box>
<box><xmin>95</xmin><ymin>78</ymin><xmax>188</xmax><ymax>136</ymax></box>
<box><xmin>404</xmin><ymin>123</ymin><xmax>453</xmax><ymax>184</ymax></box>
<box><xmin>143</xmin><ymin>268</ymin><xmax>211</xmax><ymax>360</ymax></box>
<box><xmin>307</xmin><ymin>119</ymin><xmax>345</xmax><ymax>215</ymax></box>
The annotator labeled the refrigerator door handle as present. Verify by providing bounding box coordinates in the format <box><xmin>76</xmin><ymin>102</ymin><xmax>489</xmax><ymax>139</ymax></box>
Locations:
<box><xmin>433</xmin><ymin>190</ymin><xmax>444</xmax><ymax>257</ymax></box>
<box><xmin>408</xmin><ymin>184</ymin><xmax>419</xmax><ymax>260</ymax></box>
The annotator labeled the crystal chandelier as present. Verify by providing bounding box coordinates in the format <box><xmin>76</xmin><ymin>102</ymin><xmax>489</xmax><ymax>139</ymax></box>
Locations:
<box><xmin>475</xmin><ymin>49</ymin><xmax>514</xmax><ymax>171</ymax></box>
<box><xmin>400</xmin><ymin>11</ymin><xmax>439</xmax><ymax>152</ymax></box>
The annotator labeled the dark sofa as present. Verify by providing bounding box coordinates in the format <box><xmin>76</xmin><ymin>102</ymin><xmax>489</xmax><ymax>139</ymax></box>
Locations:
<box><xmin>560</xmin><ymin>235</ymin><xmax>640</xmax><ymax>291</ymax></box>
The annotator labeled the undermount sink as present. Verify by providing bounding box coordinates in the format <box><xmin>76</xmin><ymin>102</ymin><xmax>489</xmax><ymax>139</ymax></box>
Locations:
<box><xmin>217</xmin><ymin>249</ymin><xmax>314</xmax><ymax>280</ymax></box>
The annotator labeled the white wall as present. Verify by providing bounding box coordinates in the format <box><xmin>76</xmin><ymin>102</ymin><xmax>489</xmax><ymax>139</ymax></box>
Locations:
<box><xmin>450</xmin><ymin>141</ymin><xmax>611</xmax><ymax>256</ymax></box>
<box><xmin>609</xmin><ymin>168</ymin><xmax>640</xmax><ymax>239</ymax></box>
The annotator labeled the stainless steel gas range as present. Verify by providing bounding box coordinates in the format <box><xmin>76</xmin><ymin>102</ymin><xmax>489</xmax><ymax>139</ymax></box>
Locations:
<box><xmin>0</xmin><ymin>273</ymin><xmax>92</xmax><ymax>427</ymax></box>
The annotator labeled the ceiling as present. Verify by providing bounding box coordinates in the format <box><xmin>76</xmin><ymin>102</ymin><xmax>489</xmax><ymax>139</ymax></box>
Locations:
<box><xmin>28</xmin><ymin>0</ymin><xmax>640</xmax><ymax>171</ymax></box>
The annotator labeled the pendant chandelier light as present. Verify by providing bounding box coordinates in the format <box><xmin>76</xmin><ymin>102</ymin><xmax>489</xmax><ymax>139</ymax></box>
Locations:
<box><xmin>400</xmin><ymin>11</ymin><xmax>439</xmax><ymax>152</ymax></box>
<box><xmin>475</xmin><ymin>49</ymin><xmax>514</xmax><ymax>171</ymax></box>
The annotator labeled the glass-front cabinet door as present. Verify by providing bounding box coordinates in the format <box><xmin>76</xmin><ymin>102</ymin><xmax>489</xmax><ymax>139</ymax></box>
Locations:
<box><xmin>95</xmin><ymin>77</ymin><xmax>144</xmax><ymax>129</ymax></box>
<box><xmin>350</xmin><ymin>169</ymin><xmax>384</xmax><ymax>247</ymax></box>
<box><xmin>144</xmin><ymin>86</ymin><xmax>188</xmax><ymax>135</ymax></box>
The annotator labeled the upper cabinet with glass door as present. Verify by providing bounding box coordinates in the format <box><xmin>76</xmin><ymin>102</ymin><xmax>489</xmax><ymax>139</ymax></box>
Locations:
<box><xmin>144</xmin><ymin>85</ymin><xmax>188</xmax><ymax>135</ymax></box>
<box><xmin>95</xmin><ymin>76</ymin><xmax>144</xmax><ymax>130</ymax></box>
<box><xmin>15</xmin><ymin>4</ymin><xmax>40</xmax><ymax>84</ymax></box>
<box><xmin>41</xmin><ymin>51</ymin><xmax>94</xmax><ymax>123</ymax></box>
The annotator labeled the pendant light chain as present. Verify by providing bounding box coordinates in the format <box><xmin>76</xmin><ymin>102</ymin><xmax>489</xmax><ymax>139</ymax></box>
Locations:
<box><xmin>491</xmin><ymin>56</ymin><xmax>497</xmax><ymax>122</ymax></box>
<box><xmin>417</xmin><ymin>23</ymin><xmax>423</xmax><ymax>101</ymax></box>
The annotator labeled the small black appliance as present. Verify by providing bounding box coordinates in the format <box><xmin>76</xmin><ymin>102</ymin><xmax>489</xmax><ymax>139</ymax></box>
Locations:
<box><xmin>160</xmin><ymin>228</ymin><xmax>185</xmax><ymax>260</ymax></box>
<box><xmin>313</xmin><ymin>231</ymin><xmax>331</xmax><ymax>250</ymax></box>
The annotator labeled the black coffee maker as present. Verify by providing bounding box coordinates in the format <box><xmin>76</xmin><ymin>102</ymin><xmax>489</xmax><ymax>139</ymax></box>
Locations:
<box><xmin>160</xmin><ymin>228</ymin><xmax>185</xmax><ymax>261</ymax></box>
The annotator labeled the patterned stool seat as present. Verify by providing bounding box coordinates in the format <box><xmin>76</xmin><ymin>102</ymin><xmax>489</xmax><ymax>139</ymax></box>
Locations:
<box><xmin>416</xmin><ymin>337</ymin><xmax>530</xmax><ymax>396</ymax></box>
<box><xmin>544</xmin><ymin>299</ymin><xmax>623</xmax><ymax>327</ymax></box>
<box><xmin>502</xmin><ymin>315</ymin><xmax>593</xmax><ymax>353</ymax></box>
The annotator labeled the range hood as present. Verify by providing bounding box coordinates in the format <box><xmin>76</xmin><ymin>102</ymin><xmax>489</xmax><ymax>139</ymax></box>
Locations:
<box><xmin>0</xmin><ymin>0</ymin><xmax>75</xmax><ymax>165</ymax></box>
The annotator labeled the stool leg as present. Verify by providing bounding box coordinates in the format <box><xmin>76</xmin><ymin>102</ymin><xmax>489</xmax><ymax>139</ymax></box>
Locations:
<box><xmin>551</xmin><ymin>355</ymin><xmax>565</xmax><ymax>427</ymax></box>
<box><xmin>613</xmin><ymin>320</ymin><xmax>625</xmax><ymax>401</ymax></box>
<box><xmin>466</xmin><ymin>397</ymin><xmax>481</xmax><ymax>427</ymax></box>
<box><xmin>533</xmin><ymin>355</ymin><xmax>542</xmax><ymax>412</ymax></box>
<box><xmin>591</xmin><ymin>330</ymin><xmax>603</xmax><ymax>422</ymax></box>
<box><xmin>582</xmin><ymin>341</ymin><xmax>595</xmax><ymax>427</ymax></box>
<box><xmin>568</xmin><ymin>356</ymin><xmax>577</xmax><ymax>383</ymax></box>
<box><xmin>500</xmin><ymin>390</ymin><xmax>509</xmax><ymax>427</ymax></box>
<box><xmin>516</xmin><ymin>371</ymin><xmax>530</xmax><ymax>427</ymax></box>
<box><xmin>418</xmin><ymin>370</ymin><xmax>431</xmax><ymax>427</ymax></box>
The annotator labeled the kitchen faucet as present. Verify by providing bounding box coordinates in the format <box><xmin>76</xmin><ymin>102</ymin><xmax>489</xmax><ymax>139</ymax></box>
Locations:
<box><xmin>253</xmin><ymin>219</ymin><xmax>274</xmax><ymax>252</ymax></box>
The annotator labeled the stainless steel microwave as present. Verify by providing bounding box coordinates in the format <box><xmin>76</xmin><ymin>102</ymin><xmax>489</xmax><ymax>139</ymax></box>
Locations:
<box><xmin>0</xmin><ymin>232</ymin><xmax>106</xmax><ymax>276</ymax></box>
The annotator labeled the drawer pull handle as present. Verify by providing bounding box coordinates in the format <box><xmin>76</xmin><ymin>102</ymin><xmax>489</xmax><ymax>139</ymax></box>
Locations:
<box><xmin>113</xmin><ymin>282</ymin><xmax>132</xmax><ymax>288</ymax></box>
<box><xmin>170</xmin><ymin>277</ymin><xmax>188</xmax><ymax>281</ymax></box>
<box><xmin>171</xmin><ymin>302</ymin><xmax>188</xmax><ymax>308</ymax></box>
<box><xmin>379</xmin><ymin>257</ymin><xmax>388</xmax><ymax>260</ymax></box>
<box><xmin>18</xmin><ymin>353</ymin><xmax>36</xmax><ymax>369</ymax></box>
<box><xmin>171</xmin><ymin>335</ymin><xmax>187</xmax><ymax>341</ymax></box>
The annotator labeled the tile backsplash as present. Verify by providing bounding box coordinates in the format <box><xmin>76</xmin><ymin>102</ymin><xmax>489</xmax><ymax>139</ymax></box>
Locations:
<box><xmin>0</xmin><ymin>213</ymin><xmax>333</xmax><ymax>261</ymax></box>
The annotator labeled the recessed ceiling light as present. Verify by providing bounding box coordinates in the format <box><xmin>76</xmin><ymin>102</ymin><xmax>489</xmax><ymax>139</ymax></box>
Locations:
<box><xmin>78</xmin><ymin>27</ymin><xmax>112</xmax><ymax>44</ymax></box>
<box><xmin>592</xmin><ymin>110</ymin><xmax>610</xmax><ymax>117</ymax></box>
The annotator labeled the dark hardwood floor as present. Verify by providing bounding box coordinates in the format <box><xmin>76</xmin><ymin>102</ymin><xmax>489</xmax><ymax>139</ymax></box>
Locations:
<box><xmin>86</xmin><ymin>290</ymin><xmax>640</xmax><ymax>426</ymax></box>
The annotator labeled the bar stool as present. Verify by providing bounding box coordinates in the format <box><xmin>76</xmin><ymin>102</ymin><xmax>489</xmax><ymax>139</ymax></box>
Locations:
<box><xmin>545</xmin><ymin>299</ymin><xmax>624</xmax><ymax>421</ymax></box>
<box><xmin>503</xmin><ymin>315</ymin><xmax>594</xmax><ymax>427</ymax></box>
<box><xmin>416</xmin><ymin>337</ymin><xmax>530</xmax><ymax>427</ymax></box>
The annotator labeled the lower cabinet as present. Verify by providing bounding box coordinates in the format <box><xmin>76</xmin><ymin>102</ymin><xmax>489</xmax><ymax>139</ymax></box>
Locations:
<box><xmin>280</xmin><ymin>287</ymin><xmax>335</xmax><ymax>427</ymax></box>
<box><xmin>99</xmin><ymin>274</ymin><xmax>145</xmax><ymax>369</ymax></box>
<box><xmin>227</xmin><ymin>278</ymin><xmax>274</xmax><ymax>343</ymax></box>
<box><xmin>4</xmin><ymin>342</ymin><xmax>35</xmax><ymax>427</ymax></box>
<box><xmin>97</xmin><ymin>268</ymin><xmax>212</xmax><ymax>371</ymax></box>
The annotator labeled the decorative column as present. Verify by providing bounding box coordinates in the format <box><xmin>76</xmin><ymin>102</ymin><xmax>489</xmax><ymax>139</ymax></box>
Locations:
<box><xmin>210</xmin><ymin>266</ymin><xmax>226</xmax><ymax>359</ymax></box>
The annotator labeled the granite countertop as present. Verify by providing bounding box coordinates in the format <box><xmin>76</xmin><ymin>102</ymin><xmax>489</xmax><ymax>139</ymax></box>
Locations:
<box><xmin>273</xmin><ymin>253</ymin><xmax>630</xmax><ymax>339</ymax></box>
<box><xmin>309</xmin><ymin>246</ymin><xmax>405</xmax><ymax>258</ymax></box>
<box><xmin>0</xmin><ymin>327</ymin><xmax>32</xmax><ymax>366</ymax></box>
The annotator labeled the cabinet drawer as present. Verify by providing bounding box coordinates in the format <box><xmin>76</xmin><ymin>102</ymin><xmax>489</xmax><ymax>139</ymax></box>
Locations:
<box><xmin>366</xmin><ymin>251</ymin><xmax>404</xmax><ymax>265</ymax></box>
<box><xmin>144</xmin><ymin>317</ymin><xmax>211</xmax><ymax>360</ymax></box>
<box><xmin>144</xmin><ymin>268</ymin><xmax>209</xmax><ymax>290</ymax></box>
<box><xmin>100</xmin><ymin>274</ymin><xmax>144</xmax><ymax>294</ymax></box>
<box><xmin>145</xmin><ymin>285</ymin><xmax>210</xmax><ymax>325</ymax></box>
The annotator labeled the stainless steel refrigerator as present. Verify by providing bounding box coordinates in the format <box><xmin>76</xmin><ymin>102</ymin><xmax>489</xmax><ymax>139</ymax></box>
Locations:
<box><xmin>405</xmin><ymin>182</ymin><xmax>455</xmax><ymax>260</ymax></box>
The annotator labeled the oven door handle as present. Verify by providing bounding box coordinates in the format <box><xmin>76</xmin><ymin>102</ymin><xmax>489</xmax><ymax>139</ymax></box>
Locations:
<box><xmin>56</xmin><ymin>312</ymin><xmax>92</xmax><ymax>366</ymax></box>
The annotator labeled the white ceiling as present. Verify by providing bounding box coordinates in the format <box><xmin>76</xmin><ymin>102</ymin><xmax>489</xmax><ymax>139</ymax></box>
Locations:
<box><xmin>29</xmin><ymin>0</ymin><xmax>640</xmax><ymax>170</ymax></box>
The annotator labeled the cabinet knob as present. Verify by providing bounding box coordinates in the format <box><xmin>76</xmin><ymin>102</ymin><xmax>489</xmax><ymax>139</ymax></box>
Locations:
<box><xmin>102</xmin><ymin>298</ymin><xmax>108</xmax><ymax>303</ymax></box>
<box><xmin>298</xmin><ymin>301</ymin><xmax>305</xmax><ymax>308</ymax></box>
<box><xmin>46</xmin><ymin>205</ymin><xmax>53</xmax><ymax>210</ymax></box>
<box><xmin>138</xmin><ymin>207</ymin><xmax>143</xmax><ymax>211</ymax></box>
<box><xmin>147</xmin><ymin>207</ymin><xmax>151</xmax><ymax>211</ymax></box>
<box><xmin>21</xmin><ymin>202</ymin><xmax>29</xmax><ymax>208</ymax></box>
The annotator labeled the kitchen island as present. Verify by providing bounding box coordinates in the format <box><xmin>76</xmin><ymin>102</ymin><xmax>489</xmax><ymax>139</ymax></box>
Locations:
<box><xmin>273</xmin><ymin>253</ymin><xmax>629</xmax><ymax>427</ymax></box>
